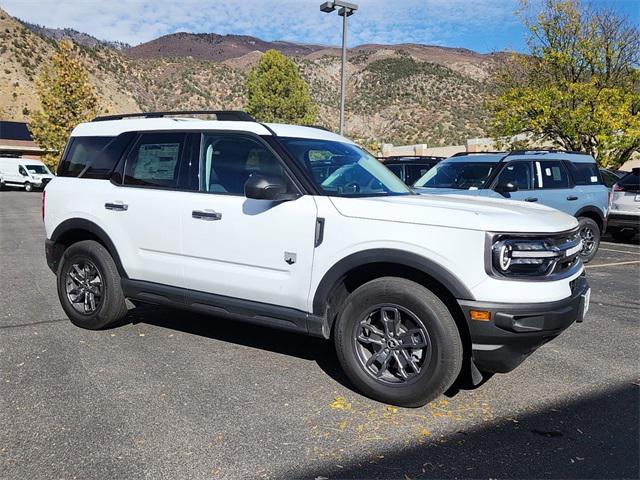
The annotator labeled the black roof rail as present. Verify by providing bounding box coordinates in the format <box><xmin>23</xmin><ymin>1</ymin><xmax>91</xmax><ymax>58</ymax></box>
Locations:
<box><xmin>450</xmin><ymin>151</ymin><xmax>506</xmax><ymax>157</ymax></box>
<box><xmin>382</xmin><ymin>155</ymin><xmax>444</xmax><ymax>161</ymax></box>
<box><xmin>92</xmin><ymin>110</ymin><xmax>256</xmax><ymax>122</ymax></box>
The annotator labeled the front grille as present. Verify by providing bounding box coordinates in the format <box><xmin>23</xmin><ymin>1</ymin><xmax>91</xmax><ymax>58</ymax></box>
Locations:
<box><xmin>548</xmin><ymin>228</ymin><xmax>582</xmax><ymax>276</ymax></box>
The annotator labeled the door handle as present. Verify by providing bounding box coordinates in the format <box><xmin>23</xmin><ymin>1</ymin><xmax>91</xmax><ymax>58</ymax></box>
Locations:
<box><xmin>105</xmin><ymin>202</ymin><xmax>128</xmax><ymax>211</ymax></box>
<box><xmin>524</xmin><ymin>197</ymin><xmax>538</xmax><ymax>202</ymax></box>
<box><xmin>567</xmin><ymin>195</ymin><xmax>579</xmax><ymax>201</ymax></box>
<box><xmin>192</xmin><ymin>209</ymin><xmax>222</xmax><ymax>221</ymax></box>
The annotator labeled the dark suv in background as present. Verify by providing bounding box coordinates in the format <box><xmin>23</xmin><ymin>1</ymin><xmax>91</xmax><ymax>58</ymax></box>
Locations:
<box><xmin>382</xmin><ymin>156</ymin><xmax>443</xmax><ymax>186</ymax></box>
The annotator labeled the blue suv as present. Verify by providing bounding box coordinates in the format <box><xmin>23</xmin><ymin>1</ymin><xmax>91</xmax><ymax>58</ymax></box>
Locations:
<box><xmin>413</xmin><ymin>150</ymin><xmax>609</xmax><ymax>262</ymax></box>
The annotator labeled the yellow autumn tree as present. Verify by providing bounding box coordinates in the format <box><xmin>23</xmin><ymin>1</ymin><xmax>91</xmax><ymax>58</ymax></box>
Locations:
<box><xmin>489</xmin><ymin>0</ymin><xmax>639</xmax><ymax>168</ymax></box>
<box><xmin>29</xmin><ymin>40</ymin><xmax>98</xmax><ymax>169</ymax></box>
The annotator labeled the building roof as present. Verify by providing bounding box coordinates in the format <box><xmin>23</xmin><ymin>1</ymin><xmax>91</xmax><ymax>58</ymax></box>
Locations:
<box><xmin>0</xmin><ymin>121</ymin><xmax>32</xmax><ymax>141</ymax></box>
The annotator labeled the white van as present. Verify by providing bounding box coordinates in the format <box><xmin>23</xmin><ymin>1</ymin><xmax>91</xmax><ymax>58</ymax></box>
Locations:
<box><xmin>0</xmin><ymin>157</ymin><xmax>54</xmax><ymax>191</ymax></box>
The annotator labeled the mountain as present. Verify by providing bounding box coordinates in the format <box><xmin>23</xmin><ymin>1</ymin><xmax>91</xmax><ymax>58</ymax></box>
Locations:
<box><xmin>1</xmin><ymin>8</ymin><xmax>502</xmax><ymax>146</ymax></box>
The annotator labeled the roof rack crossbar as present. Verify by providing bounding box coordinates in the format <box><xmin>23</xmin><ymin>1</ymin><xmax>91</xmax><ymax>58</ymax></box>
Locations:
<box><xmin>92</xmin><ymin>110</ymin><xmax>256</xmax><ymax>122</ymax></box>
<box><xmin>504</xmin><ymin>149</ymin><xmax>586</xmax><ymax>156</ymax></box>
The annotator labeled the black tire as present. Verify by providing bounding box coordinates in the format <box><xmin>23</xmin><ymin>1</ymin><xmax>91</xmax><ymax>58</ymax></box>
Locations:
<box><xmin>577</xmin><ymin>217</ymin><xmax>600</xmax><ymax>263</ymax></box>
<box><xmin>24</xmin><ymin>182</ymin><xmax>32</xmax><ymax>192</ymax></box>
<box><xmin>610</xmin><ymin>228</ymin><xmax>637</xmax><ymax>243</ymax></box>
<box><xmin>57</xmin><ymin>240</ymin><xmax>128</xmax><ymax>330</ymax></box>
<box><xmin>334</xmin><ymin>277</ymin><xmax>463</xmax><ymax>408</ymax></box>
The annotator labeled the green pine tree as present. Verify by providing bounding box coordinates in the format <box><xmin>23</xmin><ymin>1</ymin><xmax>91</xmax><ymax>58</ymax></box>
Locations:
<box><xmin>29</xmin><ymin>40</ymin><xmax>98</xmax><ymax>169</ymax></box>
<box><xmin>246</xmin><ymin>49</ymin><xmax>317</xmax><ymax>125</ymax></box>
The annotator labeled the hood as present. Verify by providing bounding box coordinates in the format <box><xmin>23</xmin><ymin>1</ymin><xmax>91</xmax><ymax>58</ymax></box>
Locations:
<box><xmin>329</xmin><ymin>194</ymin><xmax>578</xmax><ymax>233</ymax></box>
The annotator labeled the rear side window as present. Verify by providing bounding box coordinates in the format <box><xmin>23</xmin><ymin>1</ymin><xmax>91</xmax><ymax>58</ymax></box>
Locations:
<box><xmin>536</xmin><ymin>160</ymin><xmax>571</xmax><ymax>189</ymax></box>
<box><xmin>618</xmin><ymin>170</ymin><xmax>640</xmax><ymax>191</ymax></box>
<box><xmin>58</xmin><ymin>137</ymin><xmax>113</xmax><ymax>178</ymax></box>
<box><xmin>124</xmin><ymin>132</ymin><xmax>186</xmax><ymax>188</ymax></box>
<box><xmin>566</xmin><ymin>162</ymin><xmax>600</xmax><ymax>185</ymax></box>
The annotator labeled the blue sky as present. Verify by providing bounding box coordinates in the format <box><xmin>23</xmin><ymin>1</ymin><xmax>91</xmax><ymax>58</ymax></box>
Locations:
<box><xmin>1</xmin><ymin>0</ymin><xmax>637</xmax><ymax>53</ymax></box>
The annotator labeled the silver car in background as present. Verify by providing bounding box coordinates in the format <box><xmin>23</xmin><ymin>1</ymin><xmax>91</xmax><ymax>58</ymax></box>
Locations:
<box><xmin>608</xmin><ymin>168</ymin><xmax>640</xmax><ymax>242</ymax></box>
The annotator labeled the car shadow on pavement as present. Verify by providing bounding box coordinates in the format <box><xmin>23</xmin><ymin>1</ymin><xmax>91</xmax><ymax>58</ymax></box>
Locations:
<box><xmin>124</xmin><ymin>304</ymin><xmax>354</xmax><ymax>390</ymax></box>
<box><xmin>284</xmin><ymin>382</ymin><xmax>639</xmax><ymax>480</ymax></box>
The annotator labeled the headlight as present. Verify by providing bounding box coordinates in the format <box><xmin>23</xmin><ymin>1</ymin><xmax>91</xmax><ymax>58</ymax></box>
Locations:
<box><xmin>489</xmin><ymin>231</ymin><xmax>582</xmax><ymax>278</ymax></box>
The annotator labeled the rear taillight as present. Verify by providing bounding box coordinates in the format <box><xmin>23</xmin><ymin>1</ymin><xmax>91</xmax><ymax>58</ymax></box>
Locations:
<box><xmin>613</xmin><ymin>183</ymin><xmax>625</xmax><ymax>192</ymax></box>
<box><xmin>42</xmin><ymin>190</ymin><xmax>45</xmax><ymax>222</ymax></box>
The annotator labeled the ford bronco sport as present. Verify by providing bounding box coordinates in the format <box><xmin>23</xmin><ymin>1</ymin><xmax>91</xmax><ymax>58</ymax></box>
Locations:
<box><xmin>44</xmin><ymin>111</ymin><xmax>590</xmax><ymax>407</ymax></box>
<box><xmin>413</xmin><ymin>151</ymin><xmax>609</xmax><ymax>263</ymax></box>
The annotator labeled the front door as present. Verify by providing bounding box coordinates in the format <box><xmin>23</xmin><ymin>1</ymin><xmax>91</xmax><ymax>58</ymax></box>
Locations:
<box><xmin>181</xmin><ymin>132</ymin><xmax>318</xmax><ymax>311</ymax></box>
<box><xmin>490</xmin><ymin>160</ymin><xmax>537</xmax><ymax>203</ymax></box>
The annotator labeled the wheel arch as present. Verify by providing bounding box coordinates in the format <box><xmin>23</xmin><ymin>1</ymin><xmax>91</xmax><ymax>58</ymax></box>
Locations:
<box><xmin>49</xmin><ymin>218</ymin><xmax>128</xmax><ymax>278</ymax></box>
<box><xmin>575</xmin><ymin>206</ymin><xmax>605</xmax><ymax>233</ymax></box>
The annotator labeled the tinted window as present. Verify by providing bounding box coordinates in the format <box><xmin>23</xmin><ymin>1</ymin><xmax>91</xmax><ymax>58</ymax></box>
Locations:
<box><xmin>58</xmin><ymin>137</ymin><xmax>113</xmax><ymax>177</ymax></box>
<box><xmin>124</xmin><ymin>132</ymin><xmax>186</xmax><ymax>188</ymax></box>
<box><xmin>619</xmin><ymin>170</ymin><xmax>640</xmax><ymax>190</ymax></box>
<box><xmin>386</xmin><ymin>164</ymin><xmax>403</xmax><ymax>180</ymax></box>
<box><xmin>567</xmin><ymin>162</ymin><xmax>600</xmax><ymax>185</ymax></box>
<box><xmin>25</xmin><ymin>164</ymin><xmax>49</xmax><ymax>175</ymax></box>
<box><xmin>405</xmin><ymin>164</ymin><xmax>436</xmax><ymax>185</ymax></box>
<box><xmin>18</xmin><ymin>165</ymin><xmax>27</xmax><ymax>176</ymax></box>
<box><xmin>600</xmin><ymin>169</ymin><xmax>621</xmax><ymax>188</ymax></box>
<box><xmin>495</xmin><ymin>161</ymin><xmax>534</xmax><ymax>190</ymax></box>
<box><xmin>415</xmin><ymin>161</ymin><xmax>498</xmax><ymax>189</ymax></box>
<box><xmin>200</xmin><ymin>134</ymin><xmax>292</xmax><ymax>195</ymax></box>
<box><xmin>537</xmin><ymin>161</ymin><xmax>570</xmax><ymax>189</ymax></box>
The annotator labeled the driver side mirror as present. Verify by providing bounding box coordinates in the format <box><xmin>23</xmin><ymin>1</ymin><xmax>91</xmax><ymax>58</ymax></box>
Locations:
<box><xmin>244</xmin><ymin>174</ymin><xmax>298</xmax><ymax>202</ymax></box>
<box><xmin>494</xmin><ymin>181</ymin><xmax>518</xmax><ymax>194</ymax></box>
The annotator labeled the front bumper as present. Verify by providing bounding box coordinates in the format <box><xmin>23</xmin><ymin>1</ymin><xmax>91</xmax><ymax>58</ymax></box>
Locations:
<box><xmin>458</xmin><ymin>274</ymin><xmax>589</xmax><ymax>373</ymax></box>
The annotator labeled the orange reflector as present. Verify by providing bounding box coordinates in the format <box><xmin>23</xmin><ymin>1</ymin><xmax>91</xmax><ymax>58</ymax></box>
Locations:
<box><xmin>470</xmin><ymin>310</ymin><xmax>491</xmax><ymax>321</ymax></box>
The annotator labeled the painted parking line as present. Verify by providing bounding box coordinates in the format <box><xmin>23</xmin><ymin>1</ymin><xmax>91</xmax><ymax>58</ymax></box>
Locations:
<box><xmin>599</xmin><ymin>247</ymin><xmax>640</xmax><ymax>255</ymax></box>
<box><xmin>601</xmin><ymin>241</ymin><xmax>640</xmax><ymax>249</ymax></box>
<box><xmin>586</xmin><ymin>260</ymin><xmax>640</xmax><ymax>269</ymax></box>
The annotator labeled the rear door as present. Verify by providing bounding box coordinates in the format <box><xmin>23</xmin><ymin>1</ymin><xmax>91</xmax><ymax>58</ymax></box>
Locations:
<box><xmin>105</xmin><ymin>131</ymin><xmax>192</xmax><ymax>288</ymax></box>
<box><xmin>180</xmin><ymin>132</ymin><xmax>318</xmax><ymax>311</ymax></box>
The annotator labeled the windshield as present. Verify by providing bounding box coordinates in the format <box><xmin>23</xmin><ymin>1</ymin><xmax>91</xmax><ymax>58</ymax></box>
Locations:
<box><xmin>25</xmin><ymin>164</ymin><xmax>50</xmax><ymax>175</ymax></box>
<box><xmin>414</xmin><ymin>161</ymin><xmax>498</xmax><ymax>189</ymax></box>
<box><xmin>278</xmin><ymin>137</ymin><xmax>412</xmax><ymax>196</ymax></box>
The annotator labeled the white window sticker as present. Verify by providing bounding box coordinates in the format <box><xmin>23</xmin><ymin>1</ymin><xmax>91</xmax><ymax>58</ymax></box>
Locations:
<box><xmin>590</xmin><ymin>176</ymin><xmax>598</xmax><ymax>182</ymax></box>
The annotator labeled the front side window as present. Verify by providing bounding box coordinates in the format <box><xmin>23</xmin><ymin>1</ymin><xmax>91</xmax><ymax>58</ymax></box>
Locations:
<box><xmin>414</xmin><ymin>161</ymin><xmax>498</xmax><ymax>189</ymax></box>
<box><xmin>278</xmin><ymin>137</ymin><xmax>411</xmax><ymax>197</ymax></box>
<box><xmin>536</xmin><ymin>160</ymin><xmax>570</xmax><ymax>189</ymax></box>
<box><xmin>18</xmin><ymin>165</ymin><xmax>27</xmax><ymax>176</ymax></box>
<box><xmin>200</xmin><ymin>134</ymin><xmax>293</xmax><ymax>195</ymax></box>
<box><xmin>494</xmin><ymin>161</ymin><xmax>534</xmax><ymax>190</ymax></box>
<box><xmin>124</xmin><ymin>132</ymin><xmax>185</xmax><ymax>188</ymax></box>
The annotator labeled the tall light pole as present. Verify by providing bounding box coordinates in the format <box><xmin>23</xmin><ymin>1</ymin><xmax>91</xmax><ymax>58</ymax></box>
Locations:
<box><xmin>320</xmin><ymin>1</ymin><xmax>358</xmax><ymax>135</ymax></box>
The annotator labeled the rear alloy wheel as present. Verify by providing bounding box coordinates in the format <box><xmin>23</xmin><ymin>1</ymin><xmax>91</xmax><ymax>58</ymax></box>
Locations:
<box><xmin>24</xmin><ymin>182</ymin><xmax>32</xmax><ymax>192</ymax></box>
<box><xmin>578</xmin><ymin>217</ymin><xmax>600</xmax><ymax>263</ymax></box>
<box><xmin>57</xmin><ymin>240</ymin><xmax>128</xmax><ymax>330</ymax></box>
<box><xmin>334</xmin><ymin>277</ymin><xmax>463</xmax><ymax>407</ymax></box>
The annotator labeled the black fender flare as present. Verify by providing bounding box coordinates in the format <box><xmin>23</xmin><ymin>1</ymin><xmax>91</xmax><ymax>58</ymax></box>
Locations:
<box><xmin>574</xmin><ymin>206</ymin><xmax>606</xmax><ymax>231</ymax></box>
<box><xmin>50</xmin><ymin>218</ymin><xmax>128</xmax><ymax>278</ymax></box>
<box><xmin>311</xmin><ymin>248</ymin><xmax>475</xmax><ymax>316</ymax></box>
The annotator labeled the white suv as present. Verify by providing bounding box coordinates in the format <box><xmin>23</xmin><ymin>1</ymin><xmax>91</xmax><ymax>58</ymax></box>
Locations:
<box><xmin>44</xmin><ymin>111</ymin><xmax>590</xmax><ymax>407</ymax></box>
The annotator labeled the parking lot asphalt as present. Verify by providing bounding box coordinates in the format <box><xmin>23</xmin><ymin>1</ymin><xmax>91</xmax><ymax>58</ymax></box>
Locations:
<box><xmin>1</xmin><ymin>190</ymin><xmax>639</xmax><ymax>480</ymax></box>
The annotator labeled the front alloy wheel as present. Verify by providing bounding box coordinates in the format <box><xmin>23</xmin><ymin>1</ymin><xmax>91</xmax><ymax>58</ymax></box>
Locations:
<box><xmin>577</xmin><ymin>217</ymin><xmax>600</xmax><ymax>263</ymax></box>
<box><xmin>355</xmin><ymin>305</ymin><xmax>432</xmax><ymax>384</ymax></box>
